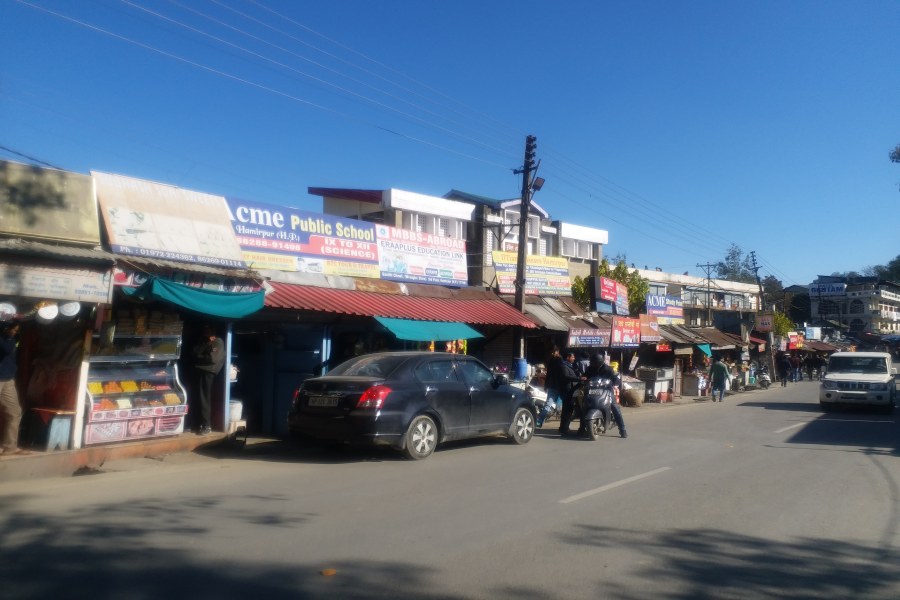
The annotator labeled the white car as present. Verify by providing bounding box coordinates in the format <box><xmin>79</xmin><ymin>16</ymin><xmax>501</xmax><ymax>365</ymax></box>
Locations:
<box><xmin>819</xmin><ymin>351</ymin><xmax>897</xmax><ymax>413</ymax></box>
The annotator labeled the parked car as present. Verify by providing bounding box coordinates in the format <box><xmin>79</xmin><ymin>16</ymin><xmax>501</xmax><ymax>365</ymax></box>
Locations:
<box><xmin>819</xmin><ymin>351</ymin><xmax>897</xmax><ymax>413</ymax></box>
<box><xmin>287</xmin><ymin>351</ymin><xmax>536</xmax><ymax>459</ymax></box>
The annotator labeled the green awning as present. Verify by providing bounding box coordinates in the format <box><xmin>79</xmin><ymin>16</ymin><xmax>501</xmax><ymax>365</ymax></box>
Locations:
<box><xmin>698</xmin><ymin>343</ymin><xmax>712</xmax><ymax>356</ymax></box>
<box><xmin>375</xmin><ymin>317</ymin><xmax>484</xmax><ymax>342</ymax></box>
<box><xmin>121</xmin><ymin>276</ymin><xmax>264</xmax><ymax>319</ymax></box>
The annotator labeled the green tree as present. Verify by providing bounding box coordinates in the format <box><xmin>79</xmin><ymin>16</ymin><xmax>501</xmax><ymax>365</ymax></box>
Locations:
<box><xmin>570</xmin><ymin>258</ymin><xmax>650</xmax><ymax>315</ymax></box>
<box><xmin>891</xmin><ymin>144</ymin><xmax>900</xmax><ymax>163</ymax></box>
<box><xmin>773</xmin><ymin>311</ymin><xmax>794</xmax><ymax>337</ymax></box>
<box><xmin>713</xmin><ymin>244</ymin><xmax>756</xmax><ymax>283</ymax></box>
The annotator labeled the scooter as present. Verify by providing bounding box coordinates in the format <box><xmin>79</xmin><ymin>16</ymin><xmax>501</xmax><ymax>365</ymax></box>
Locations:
<box><xmin>757</xmin><ymin>365</ymin><xmax>772</xmax><ymax>389</ymax></box>
<box><xmin>572</xmin><ymin>377</ymin><xmax>617</xmax><ymax>441</ymax></box>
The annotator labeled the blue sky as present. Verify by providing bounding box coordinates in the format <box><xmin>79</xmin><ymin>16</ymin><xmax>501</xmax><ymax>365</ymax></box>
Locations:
<box><xmin>2</xmin><ymin>0</ymin><xmax>898</xmax><ymax>287</ymax></box>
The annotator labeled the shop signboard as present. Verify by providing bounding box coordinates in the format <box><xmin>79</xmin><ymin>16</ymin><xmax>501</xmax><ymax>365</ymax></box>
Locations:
<box><xmin>493</xmin><ymin>252</ymin><xmax>571</xmax><ymax>296</ymax></box>
<box><xmin>646</xmin><ymin>294</ymin><xmax>684</xmax><ymax>320</ymax></box>
<box><xmin>1</xmin><ymin>160</ymin><xmax>100</xmax><ymax>244</ymax></box>
<box><xmin>788</xmin><ymin>332</ymin><xmax>804</xmax><ymax>350</ymax></box>
<box><xmin>601</xmin><ymin>277</ymin><xmax>629</xmax><ymax>314</ymax></box>
<box><xmin>568</xmin><ymin>326</ymin><xmax>610</xmax><ymax>348</ymax></box>
<box><xmin>756</xmin><ymin>312</ymin><xmax>774</xmax><ymax>332</ymax></box>
<box><xmin>611</xmin><ymin>316</ymin><xmax>640</xmax><ymax>347</ymax></box>
<box><xmin>93</xmin><ymin>172</ymin><xmax>246</xmax><ymax>268</ymax></box>
<box><xmin>377</xmin><ymin>225</ymin><xmax>468</xmax><ymax>286</ymax></box>
<box><xmin>226</xmin><ymin>198</ymin><xmax>379</xmax><ymax>278</ymax></box>
<box><xmin>805</xmin><ymin>326</ymin><xmax>822</xmax><ymax>341</ymax></box>
<box><xmin>809</xmin><ymin>283</ymin><xmax>847</xmax><ymax>297</ymax></box>
<box><xmin>639</xmin><ymin>314</ymin><xmax>661</xmax><ymax>342</ymax></box>
<box><xmin>0</xmin><ymin>261</ymin><xmax>113</xmax><ymax>303</ymax></box>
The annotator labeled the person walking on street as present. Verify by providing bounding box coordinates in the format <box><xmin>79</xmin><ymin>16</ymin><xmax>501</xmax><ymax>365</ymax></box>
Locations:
<box><xmin>192</xmin><ymin>325</ymin><xmax>226</xmax><ymax>435</ymax></box>
<box><xmin>558</xmin><ymin>351</ymin><xmax>585</xmax><ymax>436</ymax></box>
<box><xmin>709</xmin><ymin>356</ymin><xmax>730</xmax><ymax>402</ymax></box>
<box><xmin>777</xmin><ymin>353</ymin><xmax>792</xmax><ymax>387</ymax></box>
<box><xmin>0</xmin><ymin>323</ymin><xmax>29</xmax><ymax>456</ymax></box>
<box><xmin>790</xmin><ymin>354</ymin><xmax>801</xmax><ymax>383</ymax></box>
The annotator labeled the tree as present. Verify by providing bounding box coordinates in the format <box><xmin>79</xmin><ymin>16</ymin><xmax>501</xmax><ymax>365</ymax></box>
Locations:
<box><xmin>570</xmin><ymin>258</ymin><xmax>650</xmax><ymax>315</ymax></box>
<box><xmin>713</xmin><ymin>244</ymin><xmax>756</xmax><ymax>283</ymax></box>
<box><xmin>869</xmin><ymin>254</ymin><xmax>900</xmax><ymax>281</ymax></box>
<box><xmin>761</xmin><ymin>274</ymin><xmax>783</xmax><ymax>302</ymax></box>
<box><xmin>773</xmin><ymin>311</ymin><xmax>794</xmax><ymax>337</ymax></box>
<box><xmin>891</xmin><ymin>144</ymin><xmax>900</xmax><ymax>163</ymax></box>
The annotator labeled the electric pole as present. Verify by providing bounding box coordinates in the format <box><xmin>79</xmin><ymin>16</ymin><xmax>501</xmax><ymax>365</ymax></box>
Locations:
<box><xmin>513</xmin><ymin>135</ymin><xmax>537</xmax><ymax>361</ymax></box>
<box><xmin>749</xmin><ymin>251</ymin><xmax>775</xmax><ymax>375</ymax></box>
<box><xmin>696</xmin><ymin>262</ymin><xmax>715</xmax><ymax>325</ymax></box>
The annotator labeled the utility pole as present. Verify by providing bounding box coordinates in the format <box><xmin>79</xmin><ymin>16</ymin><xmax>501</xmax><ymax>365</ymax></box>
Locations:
<box><xmin>696</xmin><ymin>262</ymin><xmax>715</xmax><ymax>326</ymax></box>
<box><xmin>749</xmin><ymin>251</ymin><xmax>775</xmax><ymax>375</ymax></box>
<box><xmin>513</xmin><ymin>135</ymin><xmax>537</xmax><ymax>361</ymax></box>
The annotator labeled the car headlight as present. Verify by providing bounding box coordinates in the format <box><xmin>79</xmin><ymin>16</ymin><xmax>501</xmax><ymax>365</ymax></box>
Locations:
<box><xmin>822</xmin><ymin>381</ymin><xmax>838</xmax><ymax>390</ymax></box>
<box><xmin>868</xmin><ymin>382</ymin><xmax>887</xmax><ymax>391</ymax></box>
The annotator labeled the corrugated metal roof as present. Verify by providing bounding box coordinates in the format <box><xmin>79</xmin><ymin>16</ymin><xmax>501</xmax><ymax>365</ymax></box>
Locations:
<box><xmin>523</xmin><ymin>304</ymin><xmax>571</xmax><ymax>331</ymax></box>
<box><xmin>0</xmin><ymin>238</ymin><xmax>116</xmax><ymax>264</ymax></box>
<box><xmin>265</xmin><ymin>282</ymin><xmax>538</xmax><ymax>327</ymax></box>
<box><xmin>115</xmin><ymin>256</ymin><xmax>262</xmax><ymax>280</ymax></box>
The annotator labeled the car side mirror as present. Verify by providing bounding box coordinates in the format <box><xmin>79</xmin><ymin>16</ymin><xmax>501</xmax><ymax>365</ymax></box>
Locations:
<box><xmin>494</xmin><ymin>373</ymin><xmax>508</xmax><ymax>388</ymax></box>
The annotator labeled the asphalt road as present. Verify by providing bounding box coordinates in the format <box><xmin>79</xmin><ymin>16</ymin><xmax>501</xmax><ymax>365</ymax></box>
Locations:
<box><xmin>3</xmin><ymin>381</ymin><xmax>900</xmax><ymax>599</ymax></box>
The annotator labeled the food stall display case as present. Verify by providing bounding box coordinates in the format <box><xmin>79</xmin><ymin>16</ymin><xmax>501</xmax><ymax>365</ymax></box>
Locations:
<box><xmin>85</xmin><ymin>335</ymin><xmax>188</xmax><ymax>445</ymax></box>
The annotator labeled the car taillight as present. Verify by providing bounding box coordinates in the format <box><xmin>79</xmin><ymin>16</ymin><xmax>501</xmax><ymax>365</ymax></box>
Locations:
<box><xmin>357</xmin><ymin>385</ymin><xmax>391</xmax><ymax>409</ymax></box>
<box><xmin>291</xmin><ymin>389</ymin><xmax>302</xmax><ymax>409</ymax></box>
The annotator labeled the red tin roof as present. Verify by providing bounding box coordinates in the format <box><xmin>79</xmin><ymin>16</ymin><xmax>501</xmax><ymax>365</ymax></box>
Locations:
<box><xmin>265</xmin><ymin>282</ymin><xmax>537</xmax><ymax>328</ymax></box>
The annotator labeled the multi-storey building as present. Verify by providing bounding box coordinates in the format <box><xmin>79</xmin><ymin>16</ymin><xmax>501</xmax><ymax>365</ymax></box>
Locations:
<box><xmin>809</xmin><ymin>276</ymin><xmax>900</xmax><ymax>335</ymax></box>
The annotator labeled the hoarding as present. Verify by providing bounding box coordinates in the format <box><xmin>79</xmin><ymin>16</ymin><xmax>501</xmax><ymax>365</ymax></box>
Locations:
<box><xmin>493</xmin><ymin>251</ymin><xmax>571</xmax><ymax>296</ymax></box>
<box><xmin>568</xmin><ymin>326</ymin><xmax>610</xmax><ymax>348</ymax></box>
<box><xmin>611</xmin><ymin>316</ymin><xmax>640</xmax><ymax>347</ymax></box>
<box><xmin>639</xmin><ymin>314</ymin><xmax>661</xmax><ymax>342</ymax></box>
<box><xmin>377</xmin><ymin>225</ymin><xmax>468</xmax><ymax>286</ymax></box>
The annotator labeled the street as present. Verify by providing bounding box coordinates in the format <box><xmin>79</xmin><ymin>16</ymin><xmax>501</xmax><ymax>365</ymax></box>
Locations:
<box><xmin>3</xmin><ymin>381</ymin><xmax>900</xmax><ymax>599</ymax></box>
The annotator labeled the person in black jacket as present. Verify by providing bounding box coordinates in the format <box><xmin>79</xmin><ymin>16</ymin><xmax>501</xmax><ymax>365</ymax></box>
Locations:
<box><xmin>192</xmin><ymin>325</ymin><xmax>226</xmax><ymax>435</ymax></box>
<box><xmin>537</xmin><ymin>346</ymin><xmax>563</xmax><ymax>427</ymax></box>
<box><xmin>558</xmin><ymin>351</ymin><xmax>585</xmax><ymax>436</ymax></box>
<box><xmin>584</xmin><ymin>353</ymin><xmax>628</xmax><ymax>438</ymax></box>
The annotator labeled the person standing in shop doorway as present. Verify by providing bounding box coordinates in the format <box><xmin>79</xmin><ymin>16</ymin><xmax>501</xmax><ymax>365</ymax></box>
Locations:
<box><xmin>0</xmin><ymin>322</ymin><xmax>29</xmax><ymax>456</ymax></box>
<box><xmin>192</xmin><ymin>325</ymin><xmax>226</xmax><ymax>435</ymax></box>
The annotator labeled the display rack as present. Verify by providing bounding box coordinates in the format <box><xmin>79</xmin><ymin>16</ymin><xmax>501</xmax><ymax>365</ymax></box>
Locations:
<box><xmin>85</xmin><ymin>335</ymin><xmax>189</xmax><ymax>445</ymax></box>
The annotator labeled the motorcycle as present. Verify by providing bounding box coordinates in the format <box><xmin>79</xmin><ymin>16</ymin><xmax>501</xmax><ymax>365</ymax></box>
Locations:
<box><xmin>509</xmin><ymin>380</ymin><xmax>554</xmax><ymax>420</ymax></box>
<box><xmin>572</xmin><ymin>376</ymin><xmax>617</xmax><ymax>440</ymax></box>
<box><xmin>757</xmin><ymin>365</ymin><xmax>772</xmax><ymax>389</ymax></box>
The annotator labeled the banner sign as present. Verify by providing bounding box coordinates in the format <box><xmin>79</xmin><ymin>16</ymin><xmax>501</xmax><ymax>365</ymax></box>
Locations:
<box><xmin>601</xmin><ymin>277</ymin><xmax>629</xmax><ymax>314</ymax></box>
<box><xmin>611</xmin><ymin>316</ymin><xmax>640</xmax><ymax>347</ymax></box>
<box><xmin>0</xmin><ymin>261</ymin><xmax>113</xmax><ymax>303</ymax></box>
<box><xmin>788</xmin><ymin>332</ymin><xmax>804</xmax><ymax>350</ymax></box>
<box><xmin>805</xmin><ymin>326</ymin><xmax>821</xmax><ymax>341</ymax></box>
<box><xmin>568</xmin><ymin>326</ymin><xmax>610</xmax><ymax>348</ymax></box>
<box><xmin>809</xmin><ymin>283</ymin><xmax>847</xmax><ymax>297</ymax></box>
<box><xmin>646</xmin><ymin>294</ymin><xmax>684</xmax><ymax>319</ymax></box>
<box><xmin>756</xmin><ymin>313</ymin><xmax>774</xmax><ymax>333</ymax></box>
<box><xmin>227</xmin><ymin>198</ymin><xmax>379</xmax><ymax>278</ymax></box>
<box><xmin>377</xmin><ymin>225</ymin><xmax>468</xmax><ymax>286</ymax></box>
<box><xmin>1</xmin><ymin>160</ymin><xmax>100</xmax><ymax>244</ymax></box>
<box><xmin>639</xmin><ymin>314</ymin><xmax>661</xmax><ymax>342</ymax></box>
<box><xmin>226</xmin><ymin>198</ymin><xmax>468</xmax><ymax>286</ymax></box>
<box><xmin>493</xmin><ymin>251</ymin><xmax>571</xmax><ymax>296</ymax></box>
<box><xmin>94</xmin><ymin>172</ymin><xmax>246</xmax><ymax>268</ymax></box>
<box><xmin>656</xmin><ymin>343</ymin><xmax>671</xmax><ymax>352</ymax></box>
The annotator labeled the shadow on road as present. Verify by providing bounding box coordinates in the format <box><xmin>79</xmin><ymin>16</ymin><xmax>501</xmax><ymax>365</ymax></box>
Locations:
<box><xmin>4</xmin><ymin>490</ymin><xmax>899</xmax><ymax>599</ymax></box>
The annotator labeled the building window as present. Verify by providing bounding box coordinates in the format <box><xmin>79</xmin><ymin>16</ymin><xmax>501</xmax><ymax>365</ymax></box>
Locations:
<box><xmin>562</xmin><ymin>238</ymin><xmax>576</xmax><ymax>257</ymax></box>
<box><xmin>527</xmin><ymin>216</ymin><xmax>540</xmax><ymax>238</ymax></box>
<box><xmin>849</xmin><ymin>299</ymin><xmax>865</xmax><ymax>314</ymax></box>
<box><xmin>577</xmin><ymin>241</ymin><xmax>593</xmax><ymax>259</ymax></box>
<box><xmin>437</xmin><ymin>217</ymin><xmax>449</xmax><ymax>237</ymax></box>
<box><xmin>538</xmin><ymin>237</ymin><xmax>547</xmax><ymax>256</ymax></box>
<box><xmin>485</xmin><ymin>229</ymin><xmax>495</xmax><ymax>265</ymax></box>
<box><xmin>411</xmin><ymin>213</ymin><xmax>426</xmax><ymax>233</ymax></box>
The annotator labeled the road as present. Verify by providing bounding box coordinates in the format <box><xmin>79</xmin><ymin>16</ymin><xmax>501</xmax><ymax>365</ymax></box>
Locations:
<box><xmin>3</xmin><ymin>381</ymin><xmax>900</xmax><ymax>599</ymax></box>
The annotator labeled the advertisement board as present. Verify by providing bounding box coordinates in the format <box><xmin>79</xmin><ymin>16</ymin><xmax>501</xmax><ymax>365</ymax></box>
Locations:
<box><xmin>646</xmin><ymin>294</ymin><xmax>684</xmax><ymax>319</ymax></box>
<box><xmin>639</xmin><ymin>314</ymin><xmax>661</xmax><ymax>342</ymax></box>
<box><xmin>568</xmin><ymin>327</ymin><xmax>610</xmax><ymax>348</ymax></box>
<box><xmin>377</xmin><ymin>225</ymin><xmax>468</xmax><ymax>286</ymax></box>
<box><xmin>756</xmin><ymin>313</ymin><xmax>774</xmax><ymax>333</ymax></box>
<box><xmin>809</xmin><ymin>283</ymin><xmax>847</xmax><ymax>297</ymax></box>
<box><xmin>611</xmin><ymin>317</ymin><xmax>640</xmax><ymax>347</ymax></box>
<box><xmin>94</xmin><ymin>172</ymin><xmax>246</xmax><ymax>268</ymax></box>
<box><xmin>493</xmin><ymin>252</ymin><xmax>571</xmax><ymax>296</ymax></box>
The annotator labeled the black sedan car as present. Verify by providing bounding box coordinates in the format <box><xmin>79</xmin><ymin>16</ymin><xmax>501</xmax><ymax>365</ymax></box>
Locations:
<box><xmin>287</xmin><ymin>352</ymin><xmax>536</xmax><ymax>459</ymax></box>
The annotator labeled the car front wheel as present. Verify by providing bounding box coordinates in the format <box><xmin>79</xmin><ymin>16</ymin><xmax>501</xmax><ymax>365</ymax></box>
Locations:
<box><xmin>509</xmin><ymin>408</ymin><xmax>534</xmax><ymax>444</ymax></box>
<box><xmin>403</xmin><ymin>415</ymin><xmax>438</xmax><ymax>460</ymax></box>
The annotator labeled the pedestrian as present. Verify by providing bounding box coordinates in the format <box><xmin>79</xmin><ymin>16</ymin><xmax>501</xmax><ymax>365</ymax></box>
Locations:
<box><xmin>0</xmin><ymin>322</ymin><xmax>30</xmax><ymax>456</ymax></box>
<box><xmin>557</xmin><ymin>351</ymin><xmax>584</xmax><ymax>436</ymax></box>
<box><xmin>537</xmin><ymin>346</ymin><xmax>563</xmax><ymax>427</ymax></box>
<box><xmin>191</xmin><ymin>324</ymin><xmax>226</xmax><ymax>435</ymax></box>
<box><xmin>777</xmin><ymin>353</ymin><xmax>792</xmax><ymax>387</ymax></box>
<box><xmin>708</xmin><ymin>356</ymin><xmax>730</xmax><ymax>402</ymax></box>
<box><xmin>585</xmin><ymin>353</ymin><xmax>627</xmax><ymax>438</ymax></box>
<box><xmin>790</xmin><ymin>354</ymin><xmax>801</xmax><ymax>382</ymax></box>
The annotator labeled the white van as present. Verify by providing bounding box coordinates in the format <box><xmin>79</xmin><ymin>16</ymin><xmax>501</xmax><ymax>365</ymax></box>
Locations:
<box><xmin>819</xmin><ymin>351</ymin><xmax>897</xmax><ymax>413</ymax></box>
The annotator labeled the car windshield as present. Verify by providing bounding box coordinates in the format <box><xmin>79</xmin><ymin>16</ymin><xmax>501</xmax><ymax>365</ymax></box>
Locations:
<box><xmin>327</xmin><ymin>354</ymin><xmax>406</xmax><ymax>378</ymax></box>
<box><xmin>827</xmin><ymin>356</ymin><xmax>888</xmax><ymax>375</ymax></box>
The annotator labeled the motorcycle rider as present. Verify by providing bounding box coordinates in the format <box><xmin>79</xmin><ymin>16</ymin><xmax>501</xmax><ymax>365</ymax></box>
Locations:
<box><xmin>537</xmin><ymin>346</ymin><xmax>564</xmax><ymax>427</ymax></box>
<box><xmin>583</xmin><ymin>353</ymin><xmax>628</xmax><ymax>439</ymax></box>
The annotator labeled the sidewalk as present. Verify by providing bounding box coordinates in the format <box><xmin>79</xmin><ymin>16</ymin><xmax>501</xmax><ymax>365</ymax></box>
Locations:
<box><xmin>0</xmin><ymin>431</ymin><xmax>230</xmax><ymax>484</ymax></box>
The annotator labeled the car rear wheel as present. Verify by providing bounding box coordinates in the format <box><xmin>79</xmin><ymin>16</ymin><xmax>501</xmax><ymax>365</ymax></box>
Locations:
<box><xmin>509</xmin><ymin>408</ymin><xmax>534</xmax><ymax>444</ymax></box>
<box><xmin>403</xmin><ymin>415</ymin><xmax>438</xmax><ymax>460</ymax></box>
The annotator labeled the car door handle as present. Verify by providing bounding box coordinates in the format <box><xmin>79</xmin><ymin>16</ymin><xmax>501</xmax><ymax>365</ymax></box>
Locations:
<box><xmin>425</xmin><ymin>386</ymin><xmax>437</xmax><ymax>394</ymax></box>
<box><xmin>469</xmin><ymin>386</ymin><xmax>478</xmax><ymax>393</ymax></box>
